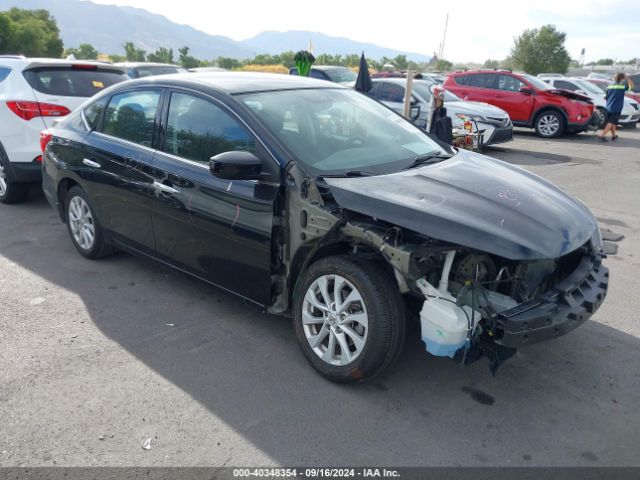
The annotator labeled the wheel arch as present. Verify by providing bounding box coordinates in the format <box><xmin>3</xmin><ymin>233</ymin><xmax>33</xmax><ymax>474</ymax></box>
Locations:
<box><xmin>286</xmin><ymin>240</ymin><xmax>398</xmax><ymax>313</ymax></box>
<box><xmin>532</xmin><ymin>106</ymin><xmax>568</xmax><ymax>126</ymax></box>
<box><xmin>57</xmin><ymin>177</ymin><xmax>81</xmax><ymax>222</ymax></box>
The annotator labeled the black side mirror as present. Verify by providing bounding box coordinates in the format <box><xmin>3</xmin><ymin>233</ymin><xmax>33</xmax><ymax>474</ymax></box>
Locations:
<box><xmin>519</xmin><ymin>86</ymin><xmax>533</xmax><ymax>95</ymax></box>
<box><xmin>210</xmin><ymin>151</ymin><xmax>262</xmax><ymax>180</ymax></box>
<box><xmin>410</xmin><ymin>104</ymin><xmax>421</xmax><ymax>120</ymax></box>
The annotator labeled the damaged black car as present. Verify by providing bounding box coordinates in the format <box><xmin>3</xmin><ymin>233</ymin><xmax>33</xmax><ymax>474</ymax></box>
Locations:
<box><xmin>41</xmin><ymin>73</ymin><xmax>609</xmax><ymax>383</ymax></box>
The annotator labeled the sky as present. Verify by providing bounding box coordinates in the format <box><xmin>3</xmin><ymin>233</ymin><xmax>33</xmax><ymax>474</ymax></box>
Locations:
<box><xmin>91</xmin><ymin>0</ymin><xmax>639</xmax><ymax>63</ymax></box>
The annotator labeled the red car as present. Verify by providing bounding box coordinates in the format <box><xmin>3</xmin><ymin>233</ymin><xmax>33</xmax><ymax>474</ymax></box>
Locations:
<box><xmin>444</xmin><ymin>70</ymin><xmax>595</xmax><ymax>138</ymax></box>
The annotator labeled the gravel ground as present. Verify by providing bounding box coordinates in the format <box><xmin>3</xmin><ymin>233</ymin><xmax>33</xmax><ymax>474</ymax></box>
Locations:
<box><xmin>1</xmin><ymin>127</ymin><xmax>639</xmax><ymax>467</ymax></box>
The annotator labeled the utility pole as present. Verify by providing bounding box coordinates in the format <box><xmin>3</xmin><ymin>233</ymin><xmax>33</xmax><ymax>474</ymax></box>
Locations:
<box><xmin>403</xmin><ymin>72</ymin><xmax>414</xmax><ymax>119</ymax></box>
<box><xmin>439</xmin><ymin>13</ymin><xmax>449</xmax><ymax>60</ymax></box>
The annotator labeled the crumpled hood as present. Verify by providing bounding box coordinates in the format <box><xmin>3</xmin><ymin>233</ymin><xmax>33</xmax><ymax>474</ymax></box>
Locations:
<box><xmin>324</xmin><ymin>149</ymin><xmax>597</xmax><ymax>260</ymax></box>
<box><xmin>548</xmin><ymin>88</ymin><xmax>593</xmax><ymax>103</ymax></box>
<box><xmin>446</xmin><ymin>100</ymin><xmax>509</xmax><ymax>118</ymax></box>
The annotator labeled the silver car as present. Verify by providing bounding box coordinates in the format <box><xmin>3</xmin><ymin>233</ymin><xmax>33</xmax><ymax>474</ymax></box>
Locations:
<box><xmin>366</xmin><ymin>78</ymin><xmax>513</xmax><ymax>146</ymax></box>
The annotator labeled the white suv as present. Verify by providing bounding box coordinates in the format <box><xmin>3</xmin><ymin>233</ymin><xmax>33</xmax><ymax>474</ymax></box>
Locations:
<box><xmin>0</xmin><ymin>56</ymin><xmax>127</xmax><ymax>203</ymax></box>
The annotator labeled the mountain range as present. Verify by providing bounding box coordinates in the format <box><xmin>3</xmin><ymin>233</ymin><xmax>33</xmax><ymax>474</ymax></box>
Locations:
<box><xmin>0</xmin><ymin>0</ymin><xmax>430</xmax><ymax>61</ymax></box>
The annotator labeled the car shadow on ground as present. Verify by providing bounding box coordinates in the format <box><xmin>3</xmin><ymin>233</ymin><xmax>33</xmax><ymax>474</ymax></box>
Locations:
<box><xmin>1</xmin><ymin>190</ymin><xmax>640</xmax><ymax>467</ymax></box>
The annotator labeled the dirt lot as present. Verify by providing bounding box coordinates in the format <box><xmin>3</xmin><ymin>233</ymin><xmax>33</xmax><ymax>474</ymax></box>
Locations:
<box><xmin>1</xmin><ymin>127</ymin><xmax>639</xmax><ymax>467</ymax></box>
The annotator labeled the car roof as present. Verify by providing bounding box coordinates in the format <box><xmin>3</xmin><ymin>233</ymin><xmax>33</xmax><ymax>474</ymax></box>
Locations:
<box><xmin>115</xmin><ymin>62</ymin><xmax>182</xmax><ymax>68</ymax></box>
<box><xmin>0</xmin><ymin>57</ymin><xmax>122</xmax><ymax>69</ymax></box>
<box><xmin>132</xmin><ymin>71</ymin><xmax>345</xmax><ymax>94</ymax></box>
<box><xmin>372</xmin><ymin>77</ymin><xmax>432</xmax><ymax>86</ymax></box>
<box><xmin>311</xmin><ymin>65</ymin><xmax>350</xmax><ymax>71</ymax></box>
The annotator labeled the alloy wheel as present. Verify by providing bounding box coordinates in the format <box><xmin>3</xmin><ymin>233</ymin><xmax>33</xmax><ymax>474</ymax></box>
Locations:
<box><xmin>68</xmin><ymin>196</ymin><xmax>95</xmax><ymax>250</ymax></box>
<box><xmin>594</xmin><ymin>109</ymin><xmax>606</xmax><ymax>128</ymax></box>
<box><xmin>302</xmin><ymin>274</ymin><xmax>369</xmax><ymax>366</ymax></box>
<box><xmin>0</xmin><ymin>164</ymin><xmax>6</xmax><ymax>197</ymax></box>
<box><xmin>538</xmin><ymin>114</ymin><xmax>560</xmax><ymax>136</ymax></box>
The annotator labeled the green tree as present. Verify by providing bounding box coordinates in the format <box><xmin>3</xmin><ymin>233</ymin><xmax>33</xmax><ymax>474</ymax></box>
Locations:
<box><xmin>178</xmin><ymin>46</ymin><xmax>200</xmax><ymax>68</ymax></box>
<box><xmin>315</xmin><ymin>53</ymin><xmax>344</xmax><ymax>66</ymax></box>
<box><xmin>123</xmin><ymin>41</ymin><xmax>146</xmax><ymax>62</ymax></box>
<box><xmin>216</xmin><ymin>57</ymin><xmax>241</xmax><ymax>70</ymax></box>
<box><xmin>279</xmin><ymin>51</ymin><xmax>296</xmax><ymax>68</ymax></box>
<box><xmin>511</xmin><ymin>24</ymin><xmax>571</xmax><ymax>75</ymax></box>
<box><xmin>108</xmin><ymin>54</ymin><xmax>126</xmax><ymax>63</ymax></box>
<box><xmin>483</xmin><ymin>59</ymin><xmax>499</xmax><ymax>69</ymax></box>
<box><xmin>65</xmin><ymin>43</ymin><xmax>99</xmax><ymax>60</ymax></box>
<box><xmin>344</xmin><ymin>54</ymin><xmax>360</xmax><ymax>67</ymax></box>
<box><xmin>595</xmin><ymin>58</ymin><xmax>614</xmax><ymax>66</ymax></box>
<box><xmin>434</xmin><ymin>59</ymin><xmax>453</xmax><ymax>71</ymax></box>
<box><xmin>0</xmin><ymin>8</ymin><xmax>63</xmax><ymax>57</ymax></box>
<box><xmin>147</xmin><ymin>47</ymin><xmax>174</xmax><ymax>64</ymax></box>
<box><xmin>392</xmin><ymin>54</ymin><xmax>408</xmax><ymax>70</ymax></box>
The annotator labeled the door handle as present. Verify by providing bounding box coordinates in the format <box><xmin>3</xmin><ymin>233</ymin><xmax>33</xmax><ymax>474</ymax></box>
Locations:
<box><xmin>153</xmin><ymin>181</ymin><xmax>180</xmax><ymax>195</ymax></box>
<box><xmin>82</xmin><ymin>158</ymin><xmax>101</xmax><ymax>168</ymax></box>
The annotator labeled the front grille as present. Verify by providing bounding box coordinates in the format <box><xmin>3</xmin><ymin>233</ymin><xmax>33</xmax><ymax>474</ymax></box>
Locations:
<box><xmin>488</xmin><ymin>128</ymin><xmax>513</xmax><ymax>144</ymax></box>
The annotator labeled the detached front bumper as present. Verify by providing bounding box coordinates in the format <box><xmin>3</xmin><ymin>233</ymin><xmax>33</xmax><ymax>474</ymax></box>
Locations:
<box><xmin>496</xmin><ymin>254</ymin><xmax>609</xmax><ymax>348</ymax></box>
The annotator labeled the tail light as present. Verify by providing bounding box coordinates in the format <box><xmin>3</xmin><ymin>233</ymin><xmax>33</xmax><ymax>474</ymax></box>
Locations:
<box><xmin>40</xmin><ymin>130</ymin><xmax>53</xmax><ymax>153</ymax></box>
<box><xmin>6</xmin><ymin>101</ymin><xmax>71</xmax><ymax>121</ymax></box>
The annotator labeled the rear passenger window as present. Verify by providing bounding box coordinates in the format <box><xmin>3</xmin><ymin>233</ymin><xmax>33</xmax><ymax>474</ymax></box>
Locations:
<box><xmin>101</xmin><ymin>90</ymin><xmax>161</xmax><ymax>146</ymax></box>
<box><xmin>23</xmin><ymin>67</ymin><xmax>127</xmax><ymax>97</ymax></box>
<box><xmin>164</xmin><ymin>92</ymin><xmax>255</xmax><ymax>164</ymax></box>
<box><xmin>454</xmin><ymin>75</ymin><xmax>468</xmax><ymax>86</ymax></box>
<box><xmin>83</xmin><ymin>97</ymin><xmax>108</xmax><ymax>130</ymax></box>
<box><xmin>468</xmin><ymin>74</ymin><xmax>497</xmax><ymax>89</ymax></box>
<box><xmin>0</xmin><ymin>67</ymin><xmax>11</xmax><ymax>83</ymax></box>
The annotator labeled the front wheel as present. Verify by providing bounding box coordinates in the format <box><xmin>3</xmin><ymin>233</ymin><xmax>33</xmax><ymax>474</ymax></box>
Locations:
<box><xmin>293</xmin><ymin>255</ymin><xmax>406</xmax><ymax>383</ymax></box>
<box><xmin>535</xmin><ymin>111</ymin><xmax>565</xmax><ymax>138</ymax></box>
<box><xmin>65</xmin><ymin>186</ymin><xmax>113</xmax><ymax>259</ymax></box>
<box><xmin>594</xmin><ymin>108</ymin><xmax>608</xmax><ymax>129</ymax></box>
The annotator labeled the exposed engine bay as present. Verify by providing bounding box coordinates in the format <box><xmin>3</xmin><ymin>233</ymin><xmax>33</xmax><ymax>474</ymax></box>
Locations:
<box><xmin>272</xmin><ymin>159</ymin><xmax>609</xmax><ymax>375</ymax></box>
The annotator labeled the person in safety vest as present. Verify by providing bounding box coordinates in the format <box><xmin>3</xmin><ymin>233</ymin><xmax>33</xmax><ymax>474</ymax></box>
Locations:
<box><xmin>597</xmin><ymin>72</ymin><xmax>634</xmax><ymax>142</ymax></box>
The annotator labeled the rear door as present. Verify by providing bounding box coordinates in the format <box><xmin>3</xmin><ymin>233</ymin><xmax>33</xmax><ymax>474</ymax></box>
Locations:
<box><xmin>79</xmin><ymin>88</ymin><xmax>163</xmax><ymax>251</ymax></box>
<box><xmin>22</xmin><ymin>65</ymin><xmax>127</xmax><ymax>127</ymax></box>
<box><xmin>148</xmin><ymin>89</ymin><xmax>279</xmax><ymax>305</ymax></box>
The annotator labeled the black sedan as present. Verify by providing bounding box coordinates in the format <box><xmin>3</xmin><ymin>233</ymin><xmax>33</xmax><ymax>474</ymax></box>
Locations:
<box><xmin>42</xmin><ymin>73</ymin><xmax>608</xmax><ymax>383</ymax></box>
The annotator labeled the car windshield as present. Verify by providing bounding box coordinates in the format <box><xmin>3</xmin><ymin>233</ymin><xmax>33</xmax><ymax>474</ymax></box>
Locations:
<box><xmin>574</xmin><ymin>79</ymin><xmax>605</xmax><ymax>95</ymax></box>
<box><xmin>240</xmin><ymin>88</ymin><xmax>449</xmax><ymax>176</ymax></box>
<box><xmin>325</xmin><ymin>68</ymin><xmax>357</xmax><ymax>83</ymax></box>
<box><xmin>588</xmin><ymin>81</ymin><xmax>607</xmax><ymax>93</ymax></box>
<box><xmin>522</xmin><ymin>74</ymin><xmax>553</xmax><ymax>91</ymax></box>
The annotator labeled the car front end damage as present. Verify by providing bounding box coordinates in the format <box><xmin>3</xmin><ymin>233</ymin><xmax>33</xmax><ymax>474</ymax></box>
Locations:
<box><xmin>273</xmin><ymin>150</ymin><xmax>609</xmax><ymax>374</ymax></box>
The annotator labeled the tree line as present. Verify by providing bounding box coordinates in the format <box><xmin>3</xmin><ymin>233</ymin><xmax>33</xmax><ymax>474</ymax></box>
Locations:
<box><xmin>1</xmin><ymin>8</ymin><xmax>637</xmax><ymax>76</ymax></box>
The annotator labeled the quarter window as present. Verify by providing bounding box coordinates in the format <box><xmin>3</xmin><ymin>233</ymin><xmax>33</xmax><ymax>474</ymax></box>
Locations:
<box><xmin>0</xmin><ymin>67</ymin><xmax>11</xmax><ymax>83</ymax></box>
<box><xmin>83</xmin><ymin>97</ymin><xmax>108</xmax><ymax>130</ymax></box>
<box><xmin>101</xmin><ymin>90</ymin><xmax>161</xmax><ymax>146</ymax></box>
<box><xmin>164</xmin><ymin>92</ymin><xmax>255</xmax><ymax>164</ymax></box>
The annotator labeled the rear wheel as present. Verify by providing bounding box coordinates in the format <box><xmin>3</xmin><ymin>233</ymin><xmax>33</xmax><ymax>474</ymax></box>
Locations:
<box><xmin>65</xmin><ymin>186</ymin><xmax>113</xmax><ymax>259</ymax></box>
<box><xmin>0</xmin><ymin>161</ymin><xmax>29</xmax><ymax>204</ymax></box>
<box><xmin>293</xmin><ymin>255</ymin><xmax>406</xmax><ymax>383</ymax></box>
<box><xmin>534</xmin><ymin>111</ymin><xmax>564</xmax><ymax>138</ymax></box>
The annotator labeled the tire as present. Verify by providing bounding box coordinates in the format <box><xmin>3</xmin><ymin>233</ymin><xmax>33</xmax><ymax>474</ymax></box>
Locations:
<box><xmin>594</xmin><ymin>108</ymin><xmax>608</xmax><ymax>129</ymax></box>
<box><xmin>293</xmin><ymin>255</ymin><xmax>406</xmax><ymax>383</ymax></box>
<box><xmin>64</xmin><ymin>186</ymin><xmax>113</xmax><ymax>259</ymax></box>
<box><xmin>534</xmin><ymin>110</ymin><xmax>565</xmax><ymax>138</ymax></box>
<box><xmin>0</xmin><ymin>159</ymin><xmax>29</xmax><ymax>204</ymax></box>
